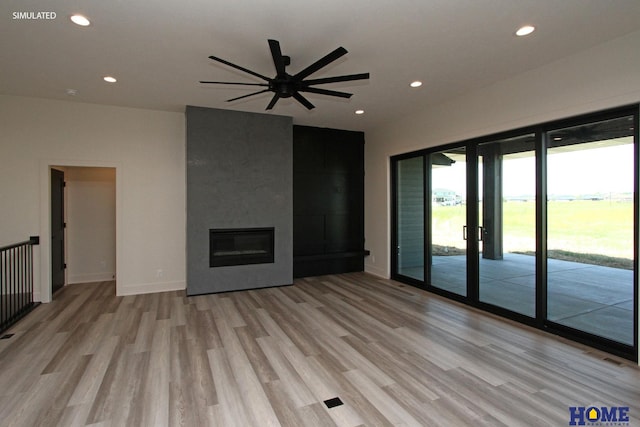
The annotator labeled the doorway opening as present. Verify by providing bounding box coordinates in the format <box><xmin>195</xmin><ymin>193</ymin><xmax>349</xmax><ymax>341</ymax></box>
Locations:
<box><xmin>49</xmin><ymin>166</ymin><xmax>116</xmax><ymax>298</ymax></box>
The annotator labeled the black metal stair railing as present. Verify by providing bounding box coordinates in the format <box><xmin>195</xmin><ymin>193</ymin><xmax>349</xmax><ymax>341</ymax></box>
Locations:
<box><xmin>1</xmin><ymin>236</ymin><xmax>39</xmax><ymax>334</ymax></box>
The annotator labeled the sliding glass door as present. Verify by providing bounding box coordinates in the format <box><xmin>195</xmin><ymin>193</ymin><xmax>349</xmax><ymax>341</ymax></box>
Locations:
<box><xmin>391</xmin><ymin>105</ymin><xmax>638</xmax><ymax>359</ymax></box>
<box><xmin>429</xmin><ymin>147</ymin><xmax>467</xmax><ymax>296</ymax></box>
<box><xmin>546</xmin><ymin>115</ymin><xmax>636</xmax><ymax>345</ymax></box>
<box><xmin>477</xmin><ymin>135</ymin><xmax>536</xmax><ymax>317</ymax></box>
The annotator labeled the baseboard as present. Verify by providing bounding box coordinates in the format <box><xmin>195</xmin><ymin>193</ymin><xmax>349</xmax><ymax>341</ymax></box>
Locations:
<box><xmin>117</xmin><ymin>280</ymin><xmax>186</xmax><ymax>297</ymax></box>
<box><xmin>364</xmin><ymin>264</ymin><xmax>388</xmax><ymax>279</ymax></box>
<box><xmin>68</xmin><ymin>272</ymin><xmax>115</xmax><ymax>284</ymax></box>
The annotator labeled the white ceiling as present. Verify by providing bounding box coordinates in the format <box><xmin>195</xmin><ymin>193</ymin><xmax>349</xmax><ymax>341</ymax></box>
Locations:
<box><xmin>2</xmin><ymin>0</ymin><xmax>640</xmax><ymax>132</ymax></box>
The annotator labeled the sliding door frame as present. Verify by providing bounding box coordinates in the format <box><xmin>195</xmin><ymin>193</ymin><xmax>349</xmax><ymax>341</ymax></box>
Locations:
<box><xmin>466</xmin><ymin>144</ymin><xmax>479</xmax><ymax>302</ymax></box>
<box><xmin>390</xmin><ymin>103</ymin><xmax>639</xmax><ymax>361</ymax></box>
<box><xmin>536</xmin><ymin>129</ymin><xmax>548</xmax><ymax>328</ymax></box>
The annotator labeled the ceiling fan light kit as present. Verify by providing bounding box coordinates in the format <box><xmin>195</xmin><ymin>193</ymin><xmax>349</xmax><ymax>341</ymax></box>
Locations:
<box><xmin>200</xmin><ymin>39</ymin><xmax>370</xmax><ymax>110</ymax></box>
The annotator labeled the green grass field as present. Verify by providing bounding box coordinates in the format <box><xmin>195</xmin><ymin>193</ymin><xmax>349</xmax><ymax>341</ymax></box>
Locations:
<box><xmin>432</xmin><ymin>200</ymin><xmax>634</xmax><ymax>269</ymax></box>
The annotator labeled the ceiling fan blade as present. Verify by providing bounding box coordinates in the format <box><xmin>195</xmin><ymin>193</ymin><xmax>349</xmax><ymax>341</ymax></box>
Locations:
<box><xmin>200</xmin><ymin>81</ymin><xmax>269</xmax><ymax>86</ymax></box>
<box><xmin>292</xmin><ymin>92</ymin><xmax>315</xmax><ymax>110</ymax></box>
<box><xmin>226</xmin><ymin>89</ymin><xmax>271</xmax><ymax>102</ymax></box>
<box><xmin>266</xmin><ymin>93</ymin><xmax>280</xmax><ymax>110</ymax></box>
<box><xmin>268</xmin><ymin>39</ymin><xmax>287</xmax><ymax>77</ymax></box>
<box><xmin>298</xmin><ymin>87</ymin><xmax>352</xmax><ymax>98</ymax></box>
<box><xmin>208</xmin><ymin>55</ymin><xmax>271</xmax><ymax>82</ymax></box>
<box><xmin>293</xmin><ymin>47</ymin><xmax>348</xmax><ymax>80</ymax></box>
<box><xmin>303</xmin><ymin>73</ymin><xmax>370</xmax><ymax>86</ymax></box>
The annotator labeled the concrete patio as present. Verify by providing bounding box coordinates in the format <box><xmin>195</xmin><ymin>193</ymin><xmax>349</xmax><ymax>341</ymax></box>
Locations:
<box><xmin>401</xmin><ymin>253</ymin><xmax>634</xmax><ymax>345</ymax></box>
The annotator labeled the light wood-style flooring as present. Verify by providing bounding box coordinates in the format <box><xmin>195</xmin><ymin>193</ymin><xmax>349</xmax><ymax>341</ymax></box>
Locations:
<box><xmin>0</xmin><ymin>273</ymin><xmax>638</xmax><ymax>426</ymax></box>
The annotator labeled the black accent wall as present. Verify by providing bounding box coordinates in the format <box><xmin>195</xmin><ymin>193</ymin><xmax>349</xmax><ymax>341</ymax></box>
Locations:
<box><xmin>293</xmin><ymin>125</ymin><xmax>365</xmax><ymax>278</ymax></box>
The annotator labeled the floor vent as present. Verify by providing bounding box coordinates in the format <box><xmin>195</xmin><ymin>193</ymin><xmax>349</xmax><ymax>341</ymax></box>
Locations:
<box><xmin>1</xmin><ymin>334</ymin><xmax>14</xmax><ymax>340</ymax></box>
<box><xmin>324</xmin><ymin>397</ymin><xmax>343</xmax><ymax>408</ymax></box>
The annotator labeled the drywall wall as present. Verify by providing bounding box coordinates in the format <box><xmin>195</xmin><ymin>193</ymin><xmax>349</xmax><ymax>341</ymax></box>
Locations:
<box><xmin>65</xmin><ymin>167</ymin><xmax>116</xmax><ymax>284</ymax></box>
<box><xmin>364</xmin><ymin>29</ymin><xmax>640</xmax><ymax>280</ymax></box>
<box><xmin>186</xmin><ymin>106</ymin><xmax>293</xmax><ymax>294</ymax></box>
<box><xmin>0</xmin><ymin>95</ymin><xmax>185</xmax><ymax>300</ymax></box>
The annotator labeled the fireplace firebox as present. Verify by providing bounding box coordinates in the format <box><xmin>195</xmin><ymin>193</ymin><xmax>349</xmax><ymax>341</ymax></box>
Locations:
<box><xmin>209</xmin><ymin>227</ymin><xmax>275</xmax><ymax>267</ymax></box>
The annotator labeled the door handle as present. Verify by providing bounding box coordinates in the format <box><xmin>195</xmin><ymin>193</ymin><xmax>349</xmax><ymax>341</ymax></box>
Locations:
<box><xmin>463</xmin><ymin>226</ymin><xmax>485</xmax><ymax>241</ymax></box>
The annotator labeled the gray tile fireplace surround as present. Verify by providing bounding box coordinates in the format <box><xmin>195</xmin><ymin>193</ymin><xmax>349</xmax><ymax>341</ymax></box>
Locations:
<box><xmin>186</xmin><ymin>106</ymin><xmax>293</xmax><ymax>295</ymax></box>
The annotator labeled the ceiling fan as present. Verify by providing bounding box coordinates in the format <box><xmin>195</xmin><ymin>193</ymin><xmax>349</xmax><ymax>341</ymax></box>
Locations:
<box><xmin>200</xmin><ymin>39</ymin><xmax>369</xmax><ymax>110</ymax></box>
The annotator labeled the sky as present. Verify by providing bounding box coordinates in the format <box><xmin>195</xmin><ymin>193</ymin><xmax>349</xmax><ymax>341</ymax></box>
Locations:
<box><xmin>431</xmin><ymin>138</ymin><xmax>634</xmax><ymax>198</ymax></box>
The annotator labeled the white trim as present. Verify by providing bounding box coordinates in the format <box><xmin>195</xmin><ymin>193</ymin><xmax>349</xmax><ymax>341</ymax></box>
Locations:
<box><xmin>68</xmin><ymin>273</ymin><xmax>116</xmax><ymax>284</ymax></box>
<box><xmin>117</xmin><ymin>280</ymin><xmax>185</xmax><ymax>297</ymax></box>
<box><xmin>364</xmin><ymin>265</ymin><xmax>389</xmax><ymax>279</ymax></box>
<box><xmin>39</xmin><ymin>159</ymin><xmax>121</xmax><ymax>303</ymax></box>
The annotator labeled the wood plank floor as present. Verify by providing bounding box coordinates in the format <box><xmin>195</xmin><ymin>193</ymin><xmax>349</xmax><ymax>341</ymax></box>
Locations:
<box><xmin>0</xmin><ymin>272</ymin><xmax>638</xmax><ymax>426</ymax></box>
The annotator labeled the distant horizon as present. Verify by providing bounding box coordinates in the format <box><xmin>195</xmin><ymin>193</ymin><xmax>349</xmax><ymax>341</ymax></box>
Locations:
<box><xmin>432</xmin><ymin>140</ymin><xmax>634</xmax><ymax>199</ymax></box>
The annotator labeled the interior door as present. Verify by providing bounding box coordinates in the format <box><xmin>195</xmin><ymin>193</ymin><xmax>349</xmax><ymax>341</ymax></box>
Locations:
<box><xmin>51</xmin><ymin>168</ymin><xmax>65</xmax><ymax>294</ymax></box>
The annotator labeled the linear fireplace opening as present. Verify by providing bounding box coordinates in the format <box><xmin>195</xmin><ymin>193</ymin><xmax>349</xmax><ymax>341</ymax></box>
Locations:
<box><xmin>210</xmin><ymin>227</ymin><xmax>275</xmax><ymax>267</ymax></box>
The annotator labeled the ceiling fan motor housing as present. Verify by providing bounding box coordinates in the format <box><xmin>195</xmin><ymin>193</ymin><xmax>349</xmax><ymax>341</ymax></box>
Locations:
<box><xmin>270</xmin><ymin>77</ymin><xmax>296</xmax><ymax>97</ymax></box>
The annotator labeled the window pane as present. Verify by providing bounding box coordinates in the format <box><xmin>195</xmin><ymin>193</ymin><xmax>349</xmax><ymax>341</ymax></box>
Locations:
<box><xmin>430</xmin><ymin>147</ymin><xmax>467</xmax><ymax>296</ymax></box>
<box><xmin>478</xmin><ymin>135</ymin><xmax>536</xmax><ymax>316</ymax></box>
<box><xmin>547</xmin><ymin>116</ymin><xmax>635</xmax><ymax>345</ymax></box>
<box><xmin>397</xmin><ymin>156</ymin><xmax>424</xmax><ymax>280</ymax></box>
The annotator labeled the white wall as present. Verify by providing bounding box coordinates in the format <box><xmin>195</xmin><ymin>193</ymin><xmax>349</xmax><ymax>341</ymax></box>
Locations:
<box><xmin>364</xmin><ymin>29</ymin><xmax>640</xmax><ymax>279</ymax></box>
<box><xmin>65</xmin><ymin>167</ymin><xmax>116</xmax><ymax>284</ymax></box>
<box><xmin>364</xmin><ymin>30</ymin><xmax>640</xmax><ymax>363</ymax></box>
<box><xmin>0</xmin><ymin>95</ymin><xmax>186</xmax><ymax>300</ymax></box>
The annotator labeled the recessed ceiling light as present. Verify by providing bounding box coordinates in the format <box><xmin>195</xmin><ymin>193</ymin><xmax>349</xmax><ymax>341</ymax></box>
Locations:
<box><xmin>70</xmin><ymin>14</ymin><xmax>91</xmax><ymax>27</ymax></box>
<box><xmin>410</xmin><ymin>81</ymin><xmax>423</xmax><ymax>88</ymax></box>
<box><xmin>355</xmin><ymin>109</ymin><xmax>364</xmax><ymax>115</ymax></box>
<box><xmin>65</xmin><ymin>89</ymin><xmax>78</xmax><ymax>96</ymax></box>
<box><xmin>516</xmin><ymin>25</ymin><xmax>535</xmax><ymax>37</ymax></box>
<box><xmin>103</xmin><ymin>76</ymin><xmax>117</xmax><ymax>83</ymax></box>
